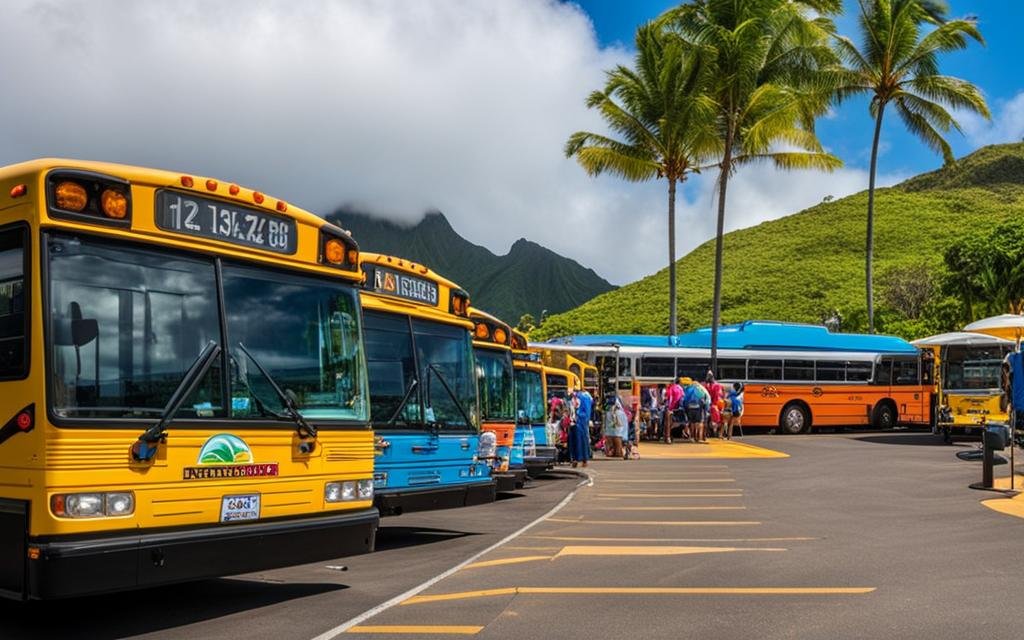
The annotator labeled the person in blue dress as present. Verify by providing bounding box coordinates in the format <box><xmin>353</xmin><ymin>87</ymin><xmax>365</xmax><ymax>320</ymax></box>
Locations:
<box><xmin>569</xmin><ymin>388</ymin><xmax>593</xmax><ymax>467</ymax></box>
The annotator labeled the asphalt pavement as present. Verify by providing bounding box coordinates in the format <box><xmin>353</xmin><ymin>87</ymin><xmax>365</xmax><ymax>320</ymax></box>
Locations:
<box><xmin>3</xmin><ymin>432</ymin><xmax>1023</xmax><ymax>640</ymax></box>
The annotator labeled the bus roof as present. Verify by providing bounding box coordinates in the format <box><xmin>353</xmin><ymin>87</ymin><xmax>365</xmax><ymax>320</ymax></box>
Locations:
<box><xmin>911</xmin><ymin>332</ymin><xmax>1013</xmax><ymax>347</ymax></box>
<box><xmin>0</xmin><ymin>158</ymin><xmax>346</xmax><ymax>236</ymax></box>
<box><xmin>543</xmin><ymin>320</ymin><xmax>918</xmax><ymax>354</ymax></box>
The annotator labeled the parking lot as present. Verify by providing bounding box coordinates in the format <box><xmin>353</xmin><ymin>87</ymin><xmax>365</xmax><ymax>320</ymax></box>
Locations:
<box><xmin>4</xmin><ymin>431</ymin><xmax>1023</xmax><ymax>640</ymax></box>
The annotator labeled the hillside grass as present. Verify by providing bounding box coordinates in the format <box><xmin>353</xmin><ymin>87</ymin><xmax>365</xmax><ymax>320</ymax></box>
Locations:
<box><xmin>533</xmin><ymin>143</ymin><xmax>1024</xmax><ymax>340</ymax></box>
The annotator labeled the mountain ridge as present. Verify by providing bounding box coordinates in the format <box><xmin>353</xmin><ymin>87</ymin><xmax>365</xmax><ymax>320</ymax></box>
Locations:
<box><xmin>327</xmin><ymin>209</ymin><xmax>615</xmax><ymax>323</ymax></box>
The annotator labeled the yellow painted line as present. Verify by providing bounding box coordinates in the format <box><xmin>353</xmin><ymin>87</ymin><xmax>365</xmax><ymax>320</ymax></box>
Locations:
<box><xmin>527</xmin><ymin>535</ymin><xmax>816</xmax><ymax>543</ymax></box>
<box><xmin>546</xmin><ymin>518</ymin><xmax>760</xmax><ymax>526</ymax></box>
<box><xmin>554</xmin><ymin>545</ymin><xmax>785</xmax><ymax>557</ymax></box>
<box><xmin>403</xmin><ymin>586</ymin><xmax>874</xmax><ymax>605</ymax></box>
<box><xmin>462</xmin><ymin>555</ymin><xmax>551</xmax><ymax>569</ymax></box>
<box><xmin>597</xmin><ymin>493</ymin><xmax>743</xmax><ymax>498</ymax></box>
<box><xmin>346</xmin><ymin>625</ymin><xmax>482</xmax><ymax>634</ymax></box>
<box><xmin>503</xmin><ymin>546</ymin><xmax>563</xmax><ymax>551</ymax></box>
<box><xmin>981</xmin><ymin>476</ymin><xmax>1024</xmax><ymax>518</ymax></box>
<box><xmin>638</xmin><ymin>441</ymin><xmax>788</xmax><ymax>459</ymax></box>
<box><xmin>602</xmin><ymin>479</ymin><xmax>736</xmax><ymax>483</ymax></box>
<box><xmin>586</xmin><ymin>506</ymin><xmax>747</xmax><ymax>511</ymax></box>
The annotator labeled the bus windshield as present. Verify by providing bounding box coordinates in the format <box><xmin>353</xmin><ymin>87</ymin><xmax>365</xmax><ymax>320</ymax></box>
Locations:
<box><xmin>475</xmin><ymin>347</ymin><xmax>514</xmax><ymax>421</ymax></box>
<box><xmin>363</xmin><ymin>311</ymin><xmax>477</xmax><ymax>431</ymax></box>
<box><xmin>514</xmin><ymin>368</ymin><xmax>545</xmax><ymax>424</ymax></box>
<box><xmin>944</xmin><ymin>345</ymin><xmax>1008</xmax><ymax>391</ymax></box>
<box><xmin>47</xmin><ymin>233</ymin><xmax>368</xmax><ymax>422</ymax></box>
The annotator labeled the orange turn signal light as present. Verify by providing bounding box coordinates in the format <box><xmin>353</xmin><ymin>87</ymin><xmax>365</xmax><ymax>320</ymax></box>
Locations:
<box><xmin>346</xmin><ymin>249</ymin><xmax>358</xmax><ymax>265</ymax></box>
<box><xmin>9</xmin><ymin>184</ymin><xmax>27</xmax><ymax>198</ymax></box>
<box><xmin>180</xmin><ymin>176</ymin><xmax>194</xmax><ymax>188</ymax></box>
<box><xmin>494</xmin><ymin>328</ymin><xmax>508</xmax><ymax>345</ymax></box>
<box><xmin>100</xmin><ymin>189</ymin><xmax>128</xmax><ymax>219</ymax></box>
<box><xmin>55</xmin><ymin>181</ymin><xmax>88</xmax><ymax>212</ymax></box>
<box><xmin>229</xmin><ymin>184</ymin><xmax>240</xmax><ymax>195</ymax></box>
<box><xmin>325</xmin><ymin>239</ymin><xmax>345</xmax><ymax>264</ymax></box>
<box><xmin>206</xmin><ymin>179</ymin><xmax>218</xmax><ymax>191</ymax></box>
<box><xmin>475</xmin><ymin>323</ymin><xmax>490</xmax><ymax>340</ymax></box>
<box><xmin>253</xmin><ymin>191</ymin><xmax>265</xmax><ymax>204</ymax></box>
<box><xmin>276</xmin><ymin>201</ymin><xmax>287</xmax><ymax>212</ymax></box>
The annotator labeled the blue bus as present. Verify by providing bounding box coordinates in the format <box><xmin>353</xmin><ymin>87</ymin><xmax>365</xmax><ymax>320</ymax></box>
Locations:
<box><xmin>360</xmin><ymin>254</ymin><xmax>495</xmax><ymax>515</ymax></box>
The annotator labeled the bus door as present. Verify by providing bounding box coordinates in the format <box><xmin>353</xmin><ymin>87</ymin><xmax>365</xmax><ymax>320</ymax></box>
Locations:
<box><xmin>889</xmin><ymin>355</ymin><xmax>927</xmax><ymax>423</ymax></box>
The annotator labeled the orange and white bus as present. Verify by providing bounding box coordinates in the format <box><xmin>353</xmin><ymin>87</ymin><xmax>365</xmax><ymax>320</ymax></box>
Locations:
<box><xmin>536</xmin><ymin>321</ymin><xmax>934</xmax><ymax>434</ymax></box>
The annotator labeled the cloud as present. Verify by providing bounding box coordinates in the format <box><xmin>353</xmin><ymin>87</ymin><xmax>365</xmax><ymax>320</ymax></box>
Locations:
<box><xmin>0</xmin><ymin>0</ymin><xmax>897</xmax><ymax>286</ymax></box>
<box><xmin>957</xmin><ymin>90</ymin><xmax>1024</xmax><ymax>146</ymax></box>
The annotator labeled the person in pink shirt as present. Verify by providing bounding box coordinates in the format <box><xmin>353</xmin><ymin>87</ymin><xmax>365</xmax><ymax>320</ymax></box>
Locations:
<box><xmin>663</xmin><ymin>378</ymin><xmax>684</xmax><ymax>444</ymax></box>
<box><xmin>704</xmin><ymin>372</ymin><xmax>724</xmax><ymax>438</ymax></box>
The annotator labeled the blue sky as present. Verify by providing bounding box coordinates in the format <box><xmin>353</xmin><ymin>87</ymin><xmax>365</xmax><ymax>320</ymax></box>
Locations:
<box><xmin>573</xmin><ymin>0</ymin><xmax>1024</xmax><ymax>179</ymax></box>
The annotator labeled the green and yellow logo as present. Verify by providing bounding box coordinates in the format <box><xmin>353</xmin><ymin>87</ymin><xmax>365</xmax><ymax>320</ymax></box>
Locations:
<box><xmin>197</xmin><ymin>433</ymin><xmax>254</xmax><ymax>465</ymax></box>
<box><xmin>184</xmin><ymin>434</ymin><xmax>277</xmax><ymax>481</ymax></box>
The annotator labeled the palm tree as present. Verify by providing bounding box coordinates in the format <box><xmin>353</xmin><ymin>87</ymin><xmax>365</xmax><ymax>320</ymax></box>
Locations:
<box><xmin>662</xmin><ymin>0</ymin><xmax>843</xmax><ymax>370</ymax></box>
<box><xmin>565</xmin><ymin>23</ymin><xmax>719</xmax><ymax>336</ymax></box>
<box><xmin>833</xmin><ymin>0</ymin><xmax>989</xmax><ymax>333</ymax></box>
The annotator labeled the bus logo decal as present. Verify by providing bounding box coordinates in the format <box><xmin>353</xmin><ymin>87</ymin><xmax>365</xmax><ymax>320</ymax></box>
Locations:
<box><xmin>183</xmin><ymin>433</ymin><xmax>279</xmax><ymax>481</ymax></box>
<box><xmin>371</xmin><ymin>266</ymin><xmax>439</xmax><ymax>305</ymax></box>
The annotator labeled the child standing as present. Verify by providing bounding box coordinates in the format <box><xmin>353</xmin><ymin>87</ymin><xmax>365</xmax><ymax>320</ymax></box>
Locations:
<box><xmin>726</xmin><ymin>382</ymin><xmax>744</xmax><ymax>440</ymax></box>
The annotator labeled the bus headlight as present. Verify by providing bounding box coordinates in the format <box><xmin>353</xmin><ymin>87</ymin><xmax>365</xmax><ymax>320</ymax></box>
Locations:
<box><xmin>357</xmin><ymin>479</ymin><xmax>374</xmax><ymax>500</ymax></box>
<box><xmin>477</xmin><ymin>432</ymin><xmax>497</xmax><ymax>461</ymax></box>
<box><xmin>325</xmin><ymin>480</ymin><xmax>362</xmax><ymax>503</ymax></box>
<box><xmin>51</xmin><ymin>492</ymin><xmax>135</xmax><ymax>518</ymax></box>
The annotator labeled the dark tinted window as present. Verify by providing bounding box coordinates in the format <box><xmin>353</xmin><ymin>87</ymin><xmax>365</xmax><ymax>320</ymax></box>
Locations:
<box><xmin>874</xmin><ymin>358</ymin><xmax>892</xmax><ymax>385</ymax></box>
<box><xmin>0</xmin><ymin>227</ymin><xmax>27</xmax><ymax>380</ymax></box>
<box><xmin>717</xmin><ymin>359</ymin><xmax>746</xmax><ymax>381</ymax></box>
<box><xmin>784</xmin><ymin>360</ymin><xmax>814</xmax><ymax>381</ymax></box>
<box><xmin>415</xmin><ymin>320</ymin><xmax>476</xmax><ymax>429</ymax></box>
<box><xmin>847</xmin><ymin>361</ymin><xmax>872</xmax><ymax>382</ymax></box>
<box><xmin>640</xmin><ymin>357</ymin><xmax>674</xmax><ymax>378</ymax></box>
<box><xmin>893</xmin><ymin>358</ymin><xmax>919</xmax><ymax>385</ymax></box>
<box><xmin>48</xmin><ymin>234</ymin><xmax>222</xmax><ymax>418</ymax></box>
<box><xmin>677</xmin><ymin>358</ymin><xmax>710</xmax><ymax>380</ymax></box>
<box><xmin>749</xmin><ymin>359</ymin><xmax>783</xmax><ymax>380</ymax></box>
<box><xmin>363</xmin><ymin>311</ymin><xmax>416</xmax><ymax>425</ymax></box>
<box><xmin>617</xmin><ymin>357</ymin><xmax>632</xmax><ymax>376</ymax></box>
<box><xmin>815</xmin><ymin>361</ymin><xmax>845</xmax><ymax>381</ymax></box>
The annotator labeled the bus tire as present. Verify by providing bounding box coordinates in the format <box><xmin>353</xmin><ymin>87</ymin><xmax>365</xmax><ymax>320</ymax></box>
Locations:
<box><xmin>779</xmin><ymin>402</ymin><xmax>810</xmax><ymax>435</ymax></box>
<box><xmin>872</xmin><ymin>402</ymin><xmax>897</xmax><ymax>430</ymax></box>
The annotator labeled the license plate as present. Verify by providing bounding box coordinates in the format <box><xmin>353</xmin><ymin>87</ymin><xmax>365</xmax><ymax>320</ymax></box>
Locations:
<box><xmin>220</xmin><ymin>494</ymin><xmax>260</xmax><ymax>523</ymax></box>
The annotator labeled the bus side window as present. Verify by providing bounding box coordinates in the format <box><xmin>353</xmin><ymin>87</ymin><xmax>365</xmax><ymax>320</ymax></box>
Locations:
<box><xmin>874</xmin><ymin>358</ymin><xmax>893</xmax><ymax>386</ymax></box>
<box><xmin>894</xmin><ymin>358</ymin><xmax>919</xmax><ymax>385</ymax></box>
<box><xmin>749</xmin><ymin>359</ymin><xmax>782</xmax><ymax>381</ymax></box>
<box><xmin>717</xmin><ymin>358</ymin><xmax>746</xmax><ymax>380</ymax></box>
<box><xmin>0</xmin><ymin>226</ymin><xmax>28</xmax><ymax>380</ymax></box>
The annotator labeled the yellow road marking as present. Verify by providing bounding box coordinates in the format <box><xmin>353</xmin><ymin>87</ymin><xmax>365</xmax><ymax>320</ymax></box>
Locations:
<box><xmin>602</xmin><ymin>479</ymin><xmax>736</xmax><ymax>483</ymax></box>
<box><xmin>403</xmin><ymin>586</ymin><xmax>874</xmax><ymax>605</ymax></box>
<box><xmin>526</xmin><ymin>535</ymin><xmax>815</xmax><ymax>542</ymax></box>
<box><xmin>546</xmin><ymin>518</ymin><xmax>760</xmax><ymax>526</ymax></box>
<box><xmin>585</xmin><ymin>506</ymin><xmax>747</xmax><ymax>511</ymax></box>
<box><xmin>597</xmin><ymin>493</ymin><xmax>743</xmax><ymax>498</ymax></box>
<box><xmin>346</xmin><ymin>626</ymin><xmax>482</xmax><ymax>634</ymax></box>
<box><xmin>554</xmin><ymin>545</ymin><xmax>785</xmax><ymax>557</ymax></box>
<box><xmin>462</xmin><ymin>556</ymin><xmax>551</xmax><ymax>569</ymax></box>
<box><xmin>981</xmin><ymin>476</ymin><xmax>1024</xmax><ymax>518</ymax></box>
<box><xmin>503</xmin><ymin>546</ymin><xmax>563</xmax><ymax>551</ymax></box>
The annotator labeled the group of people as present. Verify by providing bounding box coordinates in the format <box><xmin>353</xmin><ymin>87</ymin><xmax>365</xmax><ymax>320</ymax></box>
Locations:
<box><xmin>546</xmin><ymin>372</ymin><xmax>746</xmax><ymax>468</ymax></box>
<box><xmin>640</xmin><ymin>373</ymin><xmax>744</xmax><ymax>444</ymax></box>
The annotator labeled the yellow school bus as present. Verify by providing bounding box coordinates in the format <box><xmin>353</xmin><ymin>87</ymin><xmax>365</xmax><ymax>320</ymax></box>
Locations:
<box><xmin>0</xmin><ymin>159</ymin><xmax>376</xmax><ymax>599</ymax></box>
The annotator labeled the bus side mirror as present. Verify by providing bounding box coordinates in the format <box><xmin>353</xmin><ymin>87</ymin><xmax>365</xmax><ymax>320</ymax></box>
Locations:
<box><xmin>53</xmin><ymin>302</ymin><xmax>98</xmax><ymax>348</ymax></box>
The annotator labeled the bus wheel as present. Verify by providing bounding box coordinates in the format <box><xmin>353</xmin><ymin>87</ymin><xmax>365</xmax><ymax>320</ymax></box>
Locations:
<box><xmin>872</xmin><ymin>402</ymin><xmax>896</xmax><ymax>430</ymax></box>
<box><xmin>779</xmin><ymin>403</ymin><xmax>810</xmax><ymax>435</ymax></box>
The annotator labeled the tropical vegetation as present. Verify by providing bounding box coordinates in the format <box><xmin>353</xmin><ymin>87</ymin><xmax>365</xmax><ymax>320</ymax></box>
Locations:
<box><xmin>532</xmin><ymin>142</ymin><xmax>1024</xmax><ymax>343</ymax></box>
<box><xmin>831</xmin><ymin>0</ymin><xmax>989</xmax><ymax>332</ymax></box>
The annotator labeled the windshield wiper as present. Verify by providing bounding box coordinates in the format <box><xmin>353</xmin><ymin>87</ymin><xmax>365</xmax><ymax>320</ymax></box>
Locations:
<box><xmin>132</xmin><ymin>340</ymin><xmax>222</xmax><ymax>462</ymax></box>
<box><xmin>387</xmin><ymin>378</ymin><xmax>419</xmax><ymax>425</ymax></box>
<box><xmin>237</xmin><ymin>342</ymin><xmax>317</xmax><ymax>440</ymax></box>
<box><xmin>426</xmin><ymin>363</ymin><xmax>475</xmax><ymax>428</ymax></box>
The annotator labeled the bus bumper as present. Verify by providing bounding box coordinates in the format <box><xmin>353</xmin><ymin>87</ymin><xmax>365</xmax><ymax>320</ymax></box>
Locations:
<box><xmin>375</xmin><ymin>480</ymin><xmax>497</xmax><ymax>517</ymax></box>
<box><xmin>494</xmin><ymin>469</ymin><xmax>528</xmax><ymax>492</ymax></box>
<box><xmin>525</xmin><ymin>447</ymin><xmax>557</xmax><ymax>477</ymax></box>
<box><xmin>23</xmin><ymin>507</ymin><xmax>379</xmax><ymax>600</ymax></box>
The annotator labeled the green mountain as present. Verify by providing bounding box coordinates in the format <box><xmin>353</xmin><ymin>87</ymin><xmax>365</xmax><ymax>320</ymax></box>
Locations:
<box><xmin>328</xmin><ymin>210</ymin><xmax>615</xmax><ymax>324</ymax></box>
<box><xmin>533</xmin><ymin>142</ymin><xmax>1024</xmax><ymax>340</ymax></box>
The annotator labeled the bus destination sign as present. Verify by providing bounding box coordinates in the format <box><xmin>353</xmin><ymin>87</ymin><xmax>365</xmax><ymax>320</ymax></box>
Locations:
<box><xmin>156</xmin><ymin>190</ymin><xmax>297</xmax><ymax>255</ymax></box>
<box><xmin>371</xmin><ymin>266</ymin><xmax>439</xmax><ymax>305</ymax></box>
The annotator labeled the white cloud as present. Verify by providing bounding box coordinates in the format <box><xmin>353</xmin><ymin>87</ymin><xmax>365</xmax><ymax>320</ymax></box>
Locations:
<box><xmin>0</xmin><ymin>0</ymin><xmax>897</xmax><ymax>286</ymax></box>
<box><xmin>957</xmin><ymin>90</ymin><xmax>1024</xmax><ymax>146</ymax></box>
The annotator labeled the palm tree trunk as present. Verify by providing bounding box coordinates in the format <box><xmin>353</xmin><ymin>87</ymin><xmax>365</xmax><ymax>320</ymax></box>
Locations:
<box><xmin>668</xmin><ymin>177</ymin><xmax>678</xmax><ymax>336</ymax></box>
<box><xmin>710</xmin><ymin>133</ymin><xmax>733</xmax><ymax>374</ymax></box>
<box><xmin>866</xmin><ymin>102</ymin><xmax>886</xmax><ymax>334</ymax></box>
